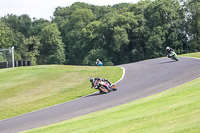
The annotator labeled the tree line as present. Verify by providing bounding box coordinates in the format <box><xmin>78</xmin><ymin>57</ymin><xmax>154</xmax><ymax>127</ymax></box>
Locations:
<box><xmin>0</xmin><ymin>0</ymin><xmax>199</xmax><ymax>65</ymax></box>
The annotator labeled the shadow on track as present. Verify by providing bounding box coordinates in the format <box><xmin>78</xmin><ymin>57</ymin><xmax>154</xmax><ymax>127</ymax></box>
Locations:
<box><xmin>86</xmin><ymin>90</ymin><xmax>116</xmax><ymax>97</ymax></box>
<box><xmin>85</xmin><ymin>92</ymin><xmax>103</xmax><ymax>97</ymax></box>
<box><xmin>159</xmin><ymin>60</ymin><xmax>177</xmax><ymax>64</ymax></box>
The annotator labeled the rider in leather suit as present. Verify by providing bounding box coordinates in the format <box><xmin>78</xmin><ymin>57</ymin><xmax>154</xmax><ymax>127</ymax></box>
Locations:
<box><xmin>166</xmin><ymin>47</ymin><xmax>175</xmax><ymax>58</ymax></box>
<box><xmin>90</xmin><ymin>77</ymin><xmax>112</xmax><ymax>91</ymax></box>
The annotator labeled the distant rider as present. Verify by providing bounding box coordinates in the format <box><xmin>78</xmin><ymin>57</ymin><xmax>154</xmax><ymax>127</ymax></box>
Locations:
<box><xmin>166</xmin><ymin>47</ymin><xmax>175</xmax><ymax>58</ymax></box>
<box><xmin>96</xmin><ymin>59</ymin><xmax>103</xmax><ymax>66</ymax></box>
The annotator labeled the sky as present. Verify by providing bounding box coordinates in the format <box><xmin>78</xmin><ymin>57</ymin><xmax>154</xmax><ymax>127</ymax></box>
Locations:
<box><xmin>0</xmin><ymin>0</ymin><xmax>140</xmax><ymax>20</ymax></box>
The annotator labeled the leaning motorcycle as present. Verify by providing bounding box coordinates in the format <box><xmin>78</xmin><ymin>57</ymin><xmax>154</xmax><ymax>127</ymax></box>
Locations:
<box><xmin>93</xmin><ymin>80</ymin><xmax>117</xmax><ymax>94</ymax></box>
<box><xmin>169</xmin><ymin>51</ymin><xmax>179</xmax><ymax>61</ymax></box>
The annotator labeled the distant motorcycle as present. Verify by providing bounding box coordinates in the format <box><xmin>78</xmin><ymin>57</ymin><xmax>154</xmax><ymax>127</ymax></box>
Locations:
<box><xmin>92</xmin><ymin>79</ymin><xmax>117</xmax><ymax>94</ymax></box>
<box><xmin>169</xmin><ymin>51</ymin><xmax>179</xmax><ymax>61</ymax></box>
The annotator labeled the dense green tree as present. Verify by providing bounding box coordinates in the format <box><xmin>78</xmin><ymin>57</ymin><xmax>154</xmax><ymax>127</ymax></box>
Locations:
<box><xmin>62</xmin><ymin>7</ymin><xmax>96</xmax><ymax>65</ymax></box>
<box><xmin>1</xmin><ymin>14</ymin><xmax>19</xmax><ymax>32</ymax></box>
<box><xmin>22</xmin><ymin>36</ymin><xmax>40</xmax><ymax>65</ymax></box>
<box><xmin>146</xmin><ymin>26</ymin><xmax>166</xmax><ymax>58</ymax></box>
<box><xmin>1</xmin><ymin>14</ymin><xmax>32</xmax><ymax>37</ymax></box>
<box><xmin>17</xmin><ymin>14</ymin><xmax>32</xmax><ymax>37</ymax></box>
<box><xmin>0</xmin><ymin>1</ymin><xmax>199</xmax><ymax>66</ymax></box>
<box><xmin>82</xmin><ymin>20</ymin><xmax>102</xmax><ymax>51</ymax></box>
<box><xmin>144</xmin><ymin>0</ymin><xmax>186</xmax><ymax>56</ymax></box>
<box><xmin>39</xmin><ymin>23</ymin><xmax>65</xmax><ymax>64</ymax></box>
<box><xmin>83</xmin><ymin>49</ymin><xmax>113</xmax><ymax>66</ymax></box>
<box><xmin>0</xmin><ymin>22</ymin><xmax>13</xmax><ymax>48</ymax></box>
<box><xmin>0</xmin><ymin>21</ymin><xmax>25</xmax><ymax>61</ymax></box>
<box><xmin>31</xmin><ymin>18</ymin><xmax>49</xmax><ymax>36</ymax></box>
<box><xmin>183</xmin><ymin>0</ymin><xmax>200</xmax><ymax>52</ymax></box>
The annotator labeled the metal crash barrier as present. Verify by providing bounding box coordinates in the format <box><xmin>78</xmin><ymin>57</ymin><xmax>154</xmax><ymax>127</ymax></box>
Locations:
<box><xmin>0</xmin><ymin>61</ymin><xmax>32</xmax><ymax>69</ymax></box>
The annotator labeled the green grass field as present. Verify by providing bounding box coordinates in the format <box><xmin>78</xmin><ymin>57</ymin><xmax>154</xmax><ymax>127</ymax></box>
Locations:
<box><xmin>22</xmin><ymin>52</ymin><xmax>200</xmax><ymax>133</ymax></box>
<box><xmin>180</xmin><ymin>52</ymin><xmax>200</xmax><ymax>58</ymax></box>
<box><xmin>0</xmin><ymin>65</ymin><xmax>123</xmax><ymax>120</ymax></box>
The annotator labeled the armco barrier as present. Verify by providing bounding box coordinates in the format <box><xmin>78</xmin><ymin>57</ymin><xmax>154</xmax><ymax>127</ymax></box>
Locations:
<box><xmin>0</xmin><ymin>60</ymin><xmax>32</xmax><ymax>69</ymax></box>
<box><xmin>0</xmin><ymin>62</ymin><xmax>12</xmax><ymax>68</ymax></box>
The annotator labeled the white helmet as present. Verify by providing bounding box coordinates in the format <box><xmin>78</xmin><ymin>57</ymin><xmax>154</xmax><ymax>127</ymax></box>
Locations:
<box><xmin>96</xmin><ymin>59</ymin><xmax>99</xmax><ymax>61</ymax></box>
<box><xmin>89</xmin><ymin>77</ymin><xmax>94</xmax><ymax>83</ymax></box>
<box><xmin>166</xmin><ymin>47</ymin><xmax>170</xmax><ymax>50</ymax></box>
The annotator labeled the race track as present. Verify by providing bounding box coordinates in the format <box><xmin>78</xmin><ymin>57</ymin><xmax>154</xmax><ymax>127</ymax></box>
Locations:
<box><xmin>0</xmin><ymin>57</ymin><xmax>200</xmax><ymax>133</ymax></box>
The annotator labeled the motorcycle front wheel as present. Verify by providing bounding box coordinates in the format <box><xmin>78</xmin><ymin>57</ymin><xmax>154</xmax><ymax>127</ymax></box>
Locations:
<box><xmin>112</xmin><ymin>85</ymin><xmax>117</xmax><ymax>91</ymax></box>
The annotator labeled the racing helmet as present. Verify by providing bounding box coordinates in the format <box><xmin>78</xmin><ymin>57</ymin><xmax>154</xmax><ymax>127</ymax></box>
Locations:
<box><xmin>89</xmin><ymin>77</ymin><xmax>94</xmax><ymax>83</ymax></box>
<box><xmin>166</xmin><ymin>47</ymin><xmax>170</xmax><ymax>51</ymax></box>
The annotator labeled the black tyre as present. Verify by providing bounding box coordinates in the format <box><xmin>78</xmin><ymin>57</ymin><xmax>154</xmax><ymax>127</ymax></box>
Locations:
<box><xmin>112</xmin><ymin>85</ymin><xmax>117</xmax><ymax>91</ymax></box>
<box><xmin>173</xmin><ymin>57</ymin><xmax>179</xmax><ymax>61</ymax></box>
<box><xmin>171</xmin><ymin>56</ymin><xmax>178</xmax><ymax>61</ymax></box>
<box><xmin>113</xmin><ymin>88</ymin><xmax>117</xmax><ymax>91</ymax></box>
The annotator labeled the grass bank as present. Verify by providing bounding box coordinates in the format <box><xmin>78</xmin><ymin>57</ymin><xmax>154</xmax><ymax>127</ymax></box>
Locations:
<box><xmin>0</xmin><ymin>65</ymin><xmax>123</xmax><ymax>120</ymax></box>
<box><xmin>180</xmin><ymin>52</ymin><xmax>200</xmax><ymax>58</ymax></box>
<box><xmin>23</xmin><ymin>53</ymin><xmax>200</xmax><ymax>133</ymax></box>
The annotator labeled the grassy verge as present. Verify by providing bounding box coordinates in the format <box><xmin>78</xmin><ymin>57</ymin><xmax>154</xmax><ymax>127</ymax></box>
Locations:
<box><xmin>22</xmin><ymin>53</ymin><xmax>200</xmax><ymax>133</ymax></box>
<box><xmin>179</xmin><ymin>52</ymin><xmax>200</xmax><ymax>58</ymax></box>
<box><xmin>0</xmin><ymin>65</ymin><xmax>123</xmax><ymax>120</ymax></box>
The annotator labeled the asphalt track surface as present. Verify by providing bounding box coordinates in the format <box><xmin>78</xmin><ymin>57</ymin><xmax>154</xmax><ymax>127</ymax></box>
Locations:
<box><xmin>0</xmin><ymin>57</ymin><xmax>200</xmax><ymax>133</ymax></box>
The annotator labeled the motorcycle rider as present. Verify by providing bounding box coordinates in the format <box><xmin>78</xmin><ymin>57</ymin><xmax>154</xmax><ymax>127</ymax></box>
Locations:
<box><xmin>166</xmin><ymin>47</ymin><xmax>175</xmax><ymax>58</ymax></box>
<box><xmin>90</xmin><ymin>77</ymin><xmax>100</xmax><ymax>88</ymax></box>
<box><xmin>90</xmin><ymin>77</ymin><xmax>113</xmax><ymax>91</ymax></box>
